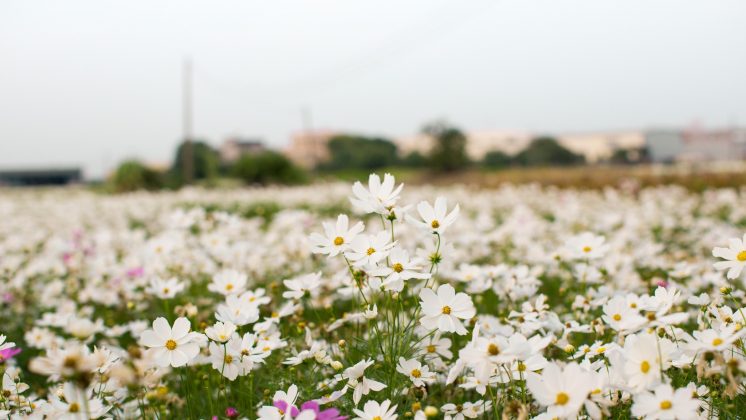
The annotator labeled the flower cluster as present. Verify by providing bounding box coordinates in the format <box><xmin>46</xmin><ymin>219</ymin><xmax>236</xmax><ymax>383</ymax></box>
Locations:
<box><xmin>2</xmin><ymin>175</ymin><xmax>746</xmax><ymax>418</ymax></box>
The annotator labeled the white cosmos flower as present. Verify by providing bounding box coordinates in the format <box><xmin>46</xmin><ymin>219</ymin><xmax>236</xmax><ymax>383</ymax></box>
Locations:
<box><xmin>216</xmin><ymin>294</ymin><xmax>261</xmax><ymax>326</ymax></box>
<box><xmin>139</xmin><ymin>317</ymin><xmax>204</xmax><ymax>367</ymax></box>
<box><xmin>396</xmin><ymin>357</ymin><xmax>435</xmax><ymax>387</ymax></box>
<box><xmin>145</xmin><ymin>276</ymin><xmax>185</xmax><ymax>299</ymax></box>
<box><xmin>631</xmin><ymin>383</ymin><xmax>701</xmax><ymax>419</ymax></box>
<box><xmin>616</xmin><ymin>332</ymin><xmax>676</xmax><ymax>392</ymax></box>
<box><xmin>419</xmin><ymin>284</ymin><xmax>476</xmax><ymax>335</ymax></box>
<box><xmin>48</xmin><ymin>382</ymin><xmax>108</xmax><ymax>420</ymax></box>
<box><xmin>564</xmin><ymin>232</ymin><xmax>609</xmax><ymax>260</ymax></box>
<box><xmin>368</xmin><ymin>247</ymin><xmax>430</xmax><ymax>292</ymax></box>
<box><xmin>409</xmin><ymin>196</ymin><xmax>460</xmax><ymax>235</ymax></box>
<box><xmin>343</xmin><ymin>359</ymin><xmax>387</xmax><ymax>405</ymax></box>
<box><xmin>205</xmin><ymin>321</ymin><xmax>237</xmax><ymax>343</ymax></box>
<box><xmin>525</xmin><ymin>362</ymin><xmax>594</xmax><ymax>419</ymax></box>
<box><xmin>345</xmin><ymin>231</ymin><xmax>395</xmax><ymax>267</ymax></box>
<box><xmin>208</xmin><ymin>269</ymin><xmax>248</xmax><ymax>295</ymax></box>
<box><xmin>350</xmin><ymin>173</ymin><xmax>404</xmax><ymax>215</ymax></box>
<box><xmin>208</xmin><ymin>335</ymin><xmax>252</xmax><ymax>381</ymax></box>
<box><xmin>602</xmin><ymin>296</ymin><xmax>646</xmax><ymax>332</ymax></box>
<box><xmin>239</xmin><ymin>288</ymin><xmax>272</xmax><ymax>307</ymax></box>
<box><xmin>713</xmin><ymin>234</ymin><xmax>746</xmax><ymax>279</ymax></box>
<box><xmin>442</xmin><ymin>400</ymin><xmax>491</xmax><ymax>420</ymax></box>
<box><xmin>419</xmin><ymin>334</ymin><xmax>453</xmax><ymax>360</ymax></box>
<box><xmin>0</xmin><ymin>334</ymin><xmax>16</xmax><ymax>352</ymax></box>
<box><xmin>352</xmin><ymin>399</ymin><xmax>398</xmax><ymax>420</ymax></box>
<box><xmin>310</xmin><ymin>214</ymin><xmax>365</xmax><ymax>257</ymax></box>
<box><xmin>688</xmin><ymin>324</ymin><xmax>746</xmax><ymax>352</ymax></box>
<box><xmin>256</xmin><ymin>384</ymin><xmax>300</xmax><ymax>420</ymax></box>
<box><xmin>282</xmin><ymin>272</ymin><xmax>322</xmax><ymax>300</ymax></box>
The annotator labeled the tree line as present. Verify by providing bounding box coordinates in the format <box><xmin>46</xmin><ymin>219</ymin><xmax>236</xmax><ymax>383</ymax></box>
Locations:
<box><xmin>109</xmin><ymin>121</ymin><xmax>591</xmax><ymax>192</ymax></box>
<box><xmin>320</xmin><ymin>121</ymin><xmax>586</xmax><ymax>172</ymax></box>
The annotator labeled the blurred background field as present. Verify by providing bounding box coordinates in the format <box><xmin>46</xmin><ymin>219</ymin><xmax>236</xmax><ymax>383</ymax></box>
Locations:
<box><xmin>1</xmin><ymin>1</ymin><xmax>745</xmax><ymax>192</ymax></box>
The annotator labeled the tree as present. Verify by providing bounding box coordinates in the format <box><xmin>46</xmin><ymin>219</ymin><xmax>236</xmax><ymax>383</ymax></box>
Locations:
<box><xmin>482</xmin><ymin>150</ymin><xmax>512</xmax><ymax>169</ymax></box>
<box><xmin>514</xmin><ymin>137</ymin><xmax>585</xmax><ymax>166</ymax></box>
<box><xmin>423</xmin><ymin>120</ymin><xmax>469</xmax><ymax>172</ymax></box>
<box><xmin>400</xmin><ymin>151</ymin><xmax>428</xmax><ymax>168</ymax></box>
<box><xmin>171</xmin><ymin>141</ymin><xmax>219</xmax><ymax>185</ymax></box>
<box><xmin>110</xmin><ymin>160</ymin><xmax>163</xmax><ymax>192</ymax></box>
<box><xmin>609</xmin><ymin>147</ymin><xmax>648</xmax><ymax>165</ymax></box>
<box><xmin>231</xmin><ymin>151</ymin><xmax>306</xmax><ymax>185</ymax></box>
<box><xmin>323</xmin><ymin>135</ymin><xmax>398</xmax><ymax>170</ymax></box>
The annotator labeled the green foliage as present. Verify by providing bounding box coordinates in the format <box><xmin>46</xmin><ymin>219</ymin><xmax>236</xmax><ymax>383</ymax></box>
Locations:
<box><xmin>110</xmin><ymin>160</ymin><xmax>163</xmax><ymax>192</ymax></box>
<box><xmin>231</xmin><ymin>151</ymin><xmax>306</xmax><ymax>185</ymax></box>
<box><xmin>171</xmin><ymin>141</ymin><xmax>220</xmax><ymax>186</ymax></box>
<box><xmin>482</xmin><ymin>150</ymin><xmax>512</xmax><ymax>169</ymax></box>
<box><xmin>400</xmin><ymin>151</ymin><xmax>428</xmax><ymax>168</ymax></box>
<box><xmin>423</xmin><ymin>120</ymin><xmax>470</xmax><ymax>172</ymax></box>
<box><xmin>323</xmin><ymin>135</ymin><xmax>398</xmax><ymax>170</ymax></box>
<box><xmin>513</xmin><ymin>137</ymin><xmax>585</xmax><ymax>166</ymax></box>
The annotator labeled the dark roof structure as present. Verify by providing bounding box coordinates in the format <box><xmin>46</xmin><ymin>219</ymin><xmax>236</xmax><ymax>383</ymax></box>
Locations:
<box><xmin>0</xmin><ymin>168</ymin><xmax>82</xmax><ymax>186</ymax></box>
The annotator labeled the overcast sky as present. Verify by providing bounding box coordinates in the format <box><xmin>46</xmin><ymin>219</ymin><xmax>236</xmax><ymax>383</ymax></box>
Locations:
<box><xmin>1</xmin><ymin>0</ymin><xmax>745</xmax><ymax>178</ymax></box>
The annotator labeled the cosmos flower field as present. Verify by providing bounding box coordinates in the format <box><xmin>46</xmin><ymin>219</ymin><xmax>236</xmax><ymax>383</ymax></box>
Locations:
<box><xmin>3</xmin><ymin>174</ymin><xmax>746</xmax><ymax>419</ymax></box>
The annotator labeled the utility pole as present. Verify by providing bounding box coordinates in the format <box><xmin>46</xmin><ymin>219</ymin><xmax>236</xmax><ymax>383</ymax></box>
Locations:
<box><xmin>182</xmin><ymin>57</ymin><xmax>194</xmax><ymax>184</ymax></box>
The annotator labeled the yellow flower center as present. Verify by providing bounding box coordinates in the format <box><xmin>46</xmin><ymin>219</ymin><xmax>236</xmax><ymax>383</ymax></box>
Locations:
<box><xmin>393</xmin><ymin>263</ymin><xmax>404</xmax><ymax>273</ymax></box>
<box><xmin>411</xmin><ymin>368</ymin><xmax>422</xmax><ymax>378</ymax></box>
<box><xmin>165</xmin><ymin>339</ymin><xmax>177</xmax><ymax>350</ymax></box>
<box><xmin>583</xmin><ymin>246</ymin><xmax>592</xmax><ymax>253</ymax></box>
<box><xmin>63</xmin><ymin>355</ymin><xmax>80</xmax><ymax>368</ymax></box>
<box><xmin>660</xmin><ymin>400</ymin><xmax>672</xmax><ymax>410</ymax></box>
<box><xmin>163</xmin><ymin>287</ymin><xmax>170</xmax><ymax>294</ymax></box>
<box><xmin>226</xmin><ymin>283</ymin><xmax>234</xmax><ymax>291</ymax></box>
<box><xmin>712</xmin><ymin>338</ymin><xmax>723</xmax><ymax>346</ymax></box>
<box><xmin>738</xmin><ymin>251</ymin><xmax>746</xmax><ymax>262</ymax></box>
<box><xmin>640</xmin><ymin>360</ymin><xmax>650</xmax><ymax>373</ymax></box>
<box><xmin>426</xmin><ymin>345</ymin><xmax>436</xmax><ymax>353</ymax></box>
<box><xmin>334</xmin><ymin>236</ymin><xmax>344</xmax><ymax>246</ymax></box>
<box><xmin>366</xmin><ymin>247</ymin><xmax>376</xmax><ymax>255</ymax></box>
<box><xmin>613</xmin><ymin>314</ymin><xmax>622</xmax><ymax>321</ymax></box>
<box><xmin>555</xmin><ymin>392</ymin><xmax>570</xmax><ymax>405</ymax></box>
<box><xmin>431</xmin><ymin>220</ymin><xmax>440</xmax><ymax>229</ymax></box>
<box><xmin>224</xmin><ymin>355</ymin><xmax>233</xmax><ymax>364</ymax></box>
<box><xmin>646</xmin><ymin>312</ymin><xmax>656</xmax><ymax>321</ymax></box>
<box><xmin>69</xmin><ymin>403</ymin><xmax>80</xmax><ymax>413</ymax></box>
<box><xmin>373</xmin><ymin>417</ymin><xmax>382</xmax><ymax>420</ymax></box>
<box><xmin>488</xmin><ymin>343</ymin><xmax>500</xmax><ymax>356</ymax></box>
<box><xmin>441</xmin><ymin>306</ymin><xmax>452</xmax><ymax>315</ymax></box>
<box><xmin>517</xmin><ymin>362</ymin><xmax>527</xmax><ymax>372</ymax></box>
<box><xmin>596</xmin><ymin>347</ymin><xmax>606</xmax><ymax>353</ymax></box>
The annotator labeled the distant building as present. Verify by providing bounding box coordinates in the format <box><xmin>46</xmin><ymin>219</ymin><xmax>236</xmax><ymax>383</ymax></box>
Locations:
<box><xmin>0</xmin><ymin>168</ymin><xmax>82</xmax><ymax>186</ymax></box>
<box><xmin>284</xmin><ymin>130</ymin><xmax>337</xmax><ymax>168</ymax></box>
<box><xmin>556</xmin><ymin>131</ymin><xmax>646</xmax><ymax>163</ymax></box>
<box><xmin>219</xmin><ymin>138</ymin><xmax>266</xmax><ymax>164</ymax></box>
<box><xmin>645</xmin><ymin>130</ymin><xmax>684</xmax><ymax>163</ymax></box>
<box><xmin>396</xmin><ymin>130</ymin><xmax>533</xmax><ymax>160</ymax></box>
<box><xmin>645</xmin><ymin>127</ymin><xmax>746</xmax><ymax>163</ymax></box>
<box><xmin>678</xmin><ymin>127</ymin><xmax>746</xmax><ymax>162</ymax></box>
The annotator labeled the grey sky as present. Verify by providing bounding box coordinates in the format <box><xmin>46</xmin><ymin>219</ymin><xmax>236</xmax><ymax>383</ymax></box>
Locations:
<box><xmin>1</xmin><ymin>0</ymin><xmax>745</xmax><ymax>178</ymax></box>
